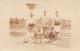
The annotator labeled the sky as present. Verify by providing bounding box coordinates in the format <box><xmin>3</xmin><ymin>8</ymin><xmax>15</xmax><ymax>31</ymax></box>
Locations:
<box><xmin>0</xmin><ymin>0</ymin><xmax>80</xmax><ymax>20</ymax></box>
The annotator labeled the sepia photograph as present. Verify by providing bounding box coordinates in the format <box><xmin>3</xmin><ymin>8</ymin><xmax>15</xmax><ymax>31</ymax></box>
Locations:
<box><xmin>0</xmin><ymin>0</ymin><xmax>80</xmax><ymax>51</ymax></box>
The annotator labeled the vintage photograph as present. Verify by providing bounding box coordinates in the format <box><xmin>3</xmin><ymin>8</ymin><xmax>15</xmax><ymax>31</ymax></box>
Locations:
<box><xmin>9</xmin><ymin>2</ymin><xmax>71</xmax><ymax>47</ymax></box>
<box><xmin>1</xmin><ymin>0</ymin><xmax>80</xmax><ymax>51</ymax></box>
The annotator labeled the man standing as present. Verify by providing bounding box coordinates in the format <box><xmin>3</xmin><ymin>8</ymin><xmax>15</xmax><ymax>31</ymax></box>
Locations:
<box><xmin>54</xmin><ymin>11</ymin><xmax>61</xmax><ymax>40</ymax></box>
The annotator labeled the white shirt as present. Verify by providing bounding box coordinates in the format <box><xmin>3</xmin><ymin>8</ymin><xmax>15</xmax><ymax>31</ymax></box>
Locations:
<box><xmin>54</xmin><ymin>17</ymin><xmax>61</xmax><ymax>32</ymax></box>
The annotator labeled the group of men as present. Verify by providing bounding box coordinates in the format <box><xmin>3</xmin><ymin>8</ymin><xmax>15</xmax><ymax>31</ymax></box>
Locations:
<box><xmin>23</xmin><ymin>11</ymin><xmax>62</xmax><ymax>44</ymax></box>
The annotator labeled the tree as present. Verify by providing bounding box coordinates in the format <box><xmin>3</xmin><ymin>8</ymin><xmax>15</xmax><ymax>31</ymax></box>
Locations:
<box><xmin>10</xmin><ymin>18</ymin><xmax>14</xmax><ymax>24</ymax></box>
<box><xmin>15</xmin><ymin>17</ymin><xmax>18</xmax><ymax>24</ymax></box>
